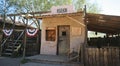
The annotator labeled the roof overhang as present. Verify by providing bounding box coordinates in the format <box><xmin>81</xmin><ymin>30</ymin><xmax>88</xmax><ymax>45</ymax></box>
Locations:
<box><xmin>87</xmin><ymin>13</ymin><xmax>120</xmax><ymax>34</ymax></box>
<box><xmin>7</xmin><ymin>11</ymin><xmax>120</xmax><ymax>34</ymax></box>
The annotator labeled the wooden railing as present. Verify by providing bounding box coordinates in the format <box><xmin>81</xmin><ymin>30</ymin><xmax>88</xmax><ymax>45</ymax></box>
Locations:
<box><xmin>84</xmin><ymin>47</ymin><xmax>120</xmax><ymax>66</ymax></box>
<box><xmin>12</xmin><ymin>31</ymin><xmax>24</xmax><ymax>53</ymax></box>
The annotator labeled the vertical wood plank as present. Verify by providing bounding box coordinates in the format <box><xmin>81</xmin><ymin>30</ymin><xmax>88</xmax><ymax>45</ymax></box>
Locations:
<box><xmin>96</xmin><ymin>48</ymin><xmax>99</xmax><ymax>66</ymax></box>
<box><xmin>92</xmin><ymin>48</ymin><xmax>94</xmax><ymax>66</ymax></box>
<box><xmin>89</xmin><ymin>48</ymin><xmax>92</xmax><ymax>66</ymax></box>
<box><xmin>116</xmin><ymin>48</ymin><xmax>118</xmax><ymax>66</ymax></box>
<box><xmin>100</xmin><ymin>48</ymin><xmax>103</xmax><ymax>66</ymax></box>
<box><xmin>94</xmin><ymin>48</ymin><xmax>97</xmax><ymax>66</ymax></box>
<box><xmin>113</xmin><ymin>48</ymin><xmax>116</xmax><ymax>66</ymax></box>
<box><xmin>88</xmin><ymin>48</ymin><xmax>91</xmax><ymax>66</ymax></box>
<box><xmin>118</xmin><ymin>48</ymin><xmax>120</xmax><ymax>66</ymax></box>
<box><xmin>99</xmin><ymin>48</ymin><xmax>102</xmax><ymax>66</ymax></box>
<box><xmin>84</xmin><ymin>47</ymin><xmax>119</xmax><ymax>66</ymax></box>
<box><xmin>86</xmin><ymin>48</ymin><xmax>89</xmax><ymax>66</ymax></box>
<box><xmin>106</xmin><ymin>48</ymin><xmax>109</xmax><ymax>66</ymax></box>
<box><xmin>115</xmin><ymin>48</ymin><xmax>119</xmax><ymax>66</ymax></box>
<box><xmin>84</xmin><ymin>48</ymin><xmax>88</xmax><ymax>66</ymax></box>
<box><xmin>111</xmin><ymin>48</ymin><xmax>114</xmax><ymax>66</ymax></box>
<box><xmin>109</xmin><ymin>48</ymin><xmax>112</xmax><ymax>66</ymax></box>
<box><xmin>104</xmin><ymin>48</ymin><xmax>107</xmax><ymax>66</ymax></box>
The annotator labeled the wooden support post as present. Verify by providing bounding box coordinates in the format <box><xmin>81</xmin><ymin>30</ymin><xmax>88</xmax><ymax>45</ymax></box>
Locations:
<box><xmin>23</xmin><ymin>18</ymin><xmax>28</xmax><ymax>59</ymax></box>
<box><xmin>12</xmin><ymin>16</ymin><xmax>16</xmax><ymax>56</ymax></box>
<box><xmin>0</xmin><ymin>20</ymin><xmax>5</xmax><ymax>56</ymax></box>
<box><xmin>81</xmin><ymin>5</ymin><xmax>87</xmax><ymax>65</ymax></box>
<box><xmin>38</xmin><ymin>18</ymin><xmax>41</xmax><ymax>54</ymax></box>
<box><xmin>0</xmin><ymin>0</ymin><xmax>7</xmax><ymax>56</ymax></box>
<box><xmin>37</xmin><ymin>19</ymin><xmax>41</xmax><ymax>54</ymax></box>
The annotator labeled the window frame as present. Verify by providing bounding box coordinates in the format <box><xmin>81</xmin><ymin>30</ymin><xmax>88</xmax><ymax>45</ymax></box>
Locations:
<box><xmin>46</xmin><ymin>29</ymin><xmax>56</xmax><ymax>41</ymax></box>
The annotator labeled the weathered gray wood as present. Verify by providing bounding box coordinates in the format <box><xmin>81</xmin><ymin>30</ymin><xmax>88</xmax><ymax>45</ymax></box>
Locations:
<box><xmin>116</xmin><ymin>48</ymin><xmax>119</xmax><ymax>66</ymax></box>
<box><xmin>85</xmin><ymin>48</ymin><xmax>88</xmax><ymax>66</ymax></box>
<box><xmin>89</xmin><ymin>48</ymin><xmax>93</xmax><ymax>66</ymax></box>
<box><xmin>96</xmin><ymin>48</ymin><xmax>99</xmax><ymax>66</ymax></box>
<box><xmin>85</xmin><ymin>47</ymin><xmax>119</xmax><ymax>66</ymax></box>
<box><xmin>92</xmin><ymin>48</ymin><xmax>96</xmax><ymax>66</ymax></box>
<box><xmin>108</xmin><ymin>48</ymin><xmax>112</xmax><ymax>66</ymax></box>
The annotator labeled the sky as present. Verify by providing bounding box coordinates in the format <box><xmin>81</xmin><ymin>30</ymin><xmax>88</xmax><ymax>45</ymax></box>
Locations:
<box><xmin>92</xmin><ymin>0</ymin><xmax>120</xmax><ymax>16</ymax></box>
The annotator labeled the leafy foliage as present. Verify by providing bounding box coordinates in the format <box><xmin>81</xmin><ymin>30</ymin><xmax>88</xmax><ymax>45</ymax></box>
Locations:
<box><xmin>0</xmin><ymin>0</ymin><xmax>17</xmax><ymax>15</ymax></box>
<box><xmin>0</xmin><ymin>0</ymin><xmax>100</xmax><ymax>15</ymax></box>
<box><xmin>8</xmin><ymin>0</ymin><xmax>72</xmax><ymax>13</ymax></box>
<box><xmin>74</xmin><ymin>0</ymin><xmax>101</xmax><ymax>13</ymax></box>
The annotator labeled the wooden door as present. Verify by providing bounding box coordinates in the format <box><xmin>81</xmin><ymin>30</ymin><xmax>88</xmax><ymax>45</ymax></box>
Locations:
<box><xmin>58</xmin><ymin>25</ymin><xmax>70</xmax><ymax>56</ymax></box>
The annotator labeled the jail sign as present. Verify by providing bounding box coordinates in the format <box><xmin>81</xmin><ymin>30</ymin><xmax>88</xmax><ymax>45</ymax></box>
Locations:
<box><xmin>57</xmin><ymin>8</ymin><xmax>67</xmax><ymax>13</ymax></box>
<box><xmin>51</xmin><ymin>5</ymin><xmax>75</xmax><ymax>14</ymax></box>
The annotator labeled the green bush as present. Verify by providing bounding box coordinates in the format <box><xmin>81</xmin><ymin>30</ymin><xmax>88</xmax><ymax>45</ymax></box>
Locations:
<box><xmin>20</xmin><ymin>59</ymin><xmax>29</xmax><ymax>64</ymax></box>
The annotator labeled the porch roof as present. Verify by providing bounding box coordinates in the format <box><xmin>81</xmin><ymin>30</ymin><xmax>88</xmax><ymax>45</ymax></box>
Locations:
<box><xmin>87</xmin><ymin>13</ymin><xmax>120</xmax><ymax>34</ymax></box>
<box><xmin>0</xmin><ymin>18</ymin><xmax>34</xmax><ymax>29</ymax></box>
<box><xmin>7</xmin><ymin>11</ymin><xmax>120</xmax><ymax>34</ymax></box>
<box><xmin>26</xmin><ymin>11</ymin><xmax>83</xmax><ymax>19</ymax></box>
<box><xmin>31</xmin><ymin>12</ymin><xmax>120</xmax><ymax>34</ymax></box>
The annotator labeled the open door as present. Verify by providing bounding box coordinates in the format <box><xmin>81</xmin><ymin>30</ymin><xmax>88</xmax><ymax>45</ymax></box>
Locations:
<box><xmin>58</xmin><ymin>25</ymin><xmax>70</xmax><ymax>56</ymax></box>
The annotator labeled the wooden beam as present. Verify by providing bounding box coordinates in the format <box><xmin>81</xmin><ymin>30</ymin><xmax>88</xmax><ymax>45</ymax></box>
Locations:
<box><xmin>28</xmin><ymin>12</ymin><xmax>83</xmax><ymax>19</ymax></box>
<box><xmin>88</xmin><ymin>25</ymin><xmax>120</xmax><ymax>34</ymax></box>
<box><xmin>66</xmin><ymin>16</ymin><xmax>85</xmax><ymax>27</ymax></box>
<box><xmin>87</xmin><ymin>13</ymin><xmax>120</xmax><ymax>22</ymax></box>
<box><xmin>87</xmin><ymin>17</ymin><xmax>120</xmax><ymax>25</ymax></box>
<box><xmin>88</xmin><ymin>22</ymin><xmax>120</xmax><ymax>30</ymax></box>
<box><xmin>29</xmin><ymin>22</ymin><xmax>34</xmax><ymax>26</ymax></box>
<box><xmin>88</xmin><ymin>27</ymin><xmax>119</xmax><ymax>34</ymax></box>
<box><xmin>7</xmin><ymin>11</ymin><xmax>50</xmax><ymax>16</ymax></box>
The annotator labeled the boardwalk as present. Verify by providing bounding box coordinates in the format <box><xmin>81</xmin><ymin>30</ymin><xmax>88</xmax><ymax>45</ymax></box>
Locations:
<box><xmin>0</xmin><ymin>57</ymin><xmax>21</xmax><ymax>66</ymax></box>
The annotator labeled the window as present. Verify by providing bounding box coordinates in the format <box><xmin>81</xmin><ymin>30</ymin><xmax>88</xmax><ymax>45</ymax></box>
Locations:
<box><xmin>62</xmin><ymin>31</ymin><xmax>66</xmax><ymax>36</ymax></box>
<box><xmin>46</xmin><ymin>30</ymin><xmax>56</xmax><ymax>41</ymax></box>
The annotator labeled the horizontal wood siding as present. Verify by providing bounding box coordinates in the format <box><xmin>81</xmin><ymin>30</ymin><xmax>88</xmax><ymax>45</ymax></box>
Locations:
<box><xmin>85</xmin><ymin>47</ymin><xmax>120</xmax><ymax>66</ymax></box>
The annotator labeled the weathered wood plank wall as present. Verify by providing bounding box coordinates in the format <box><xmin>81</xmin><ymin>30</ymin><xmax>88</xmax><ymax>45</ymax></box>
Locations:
<box><xmin>84</xmin><ymin>47</ymin><xmax>120</xmax><ymax>66</ymax></box>
<box><xmin>26</xmin><ymin>30</ymin><xmax>41</xmax><ymax>56</ymax></box>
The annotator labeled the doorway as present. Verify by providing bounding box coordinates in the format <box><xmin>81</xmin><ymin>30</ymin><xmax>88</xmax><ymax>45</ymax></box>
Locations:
<box><xmin>57</xmin><ymin>25</ymin><xmax>70</xmax><ymax>56</ymax></box>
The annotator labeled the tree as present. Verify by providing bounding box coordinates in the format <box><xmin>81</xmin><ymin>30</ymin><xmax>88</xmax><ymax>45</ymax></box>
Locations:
<box><xmin>74</xmin><ymin>0</ymin><xmax>101</xmax><ymax>13</ymax></box>
<box><xmin>8</xmin><ymin>0</ymin><xmax>72</xmax><ymax>13</ymax></box>
<box><xmin>1</xmin><ymin>0</ymin><xmax>100</xmax><ymax>14</ymax></box>
<box><xmin>0</xmin><ymin>0</ymin><xmax>17</xmax><ymax>15</ymax></box>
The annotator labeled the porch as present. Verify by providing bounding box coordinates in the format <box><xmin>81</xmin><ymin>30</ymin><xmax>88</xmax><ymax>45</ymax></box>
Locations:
<box><xmin>26</xmin><ymin>54</ymin><xmax>84</xmax><ymax>66</ymax></box>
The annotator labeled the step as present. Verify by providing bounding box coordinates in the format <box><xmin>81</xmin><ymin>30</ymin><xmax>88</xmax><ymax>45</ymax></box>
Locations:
<box><xmin>26</xmin><ymin>55</ymin><xmax>84</xmax><ymax>66</ymax></box>
<box><xmin>14</xmin><ymin>39</ymin><xmax>22</xmax><ymax>41</ymax></box>
<box><xmin>13</xmin><ymin>40</ymin><xmax>22</xmax><ymax>43</ymax></box>
<box><xmin>28</xmin><ymin>59</ymin><xmax>83</xmax><ymax>66</ymax></box>
<box><xmin>9</xmin><ymin>43</ymin><xmax>20</xmax><ymax>46</ymax></box>
<box><xmin>8</xmin><ymin>46</ymin><xmax>18</xmax><ymax>48</ymax></box>
<box><xmin>3</xmin><ymin>53</ymin><xmax>12</xmax><ymax>56</ymax></box>
<box><xmin>5</xmin><ymin>49</ymin><xmax>13</xmax><ymax>52</ymax></box>
<box><xmin>12</xmin><ymin>43</ymin><xmax>20</xmax><ymax>46</ymax></box>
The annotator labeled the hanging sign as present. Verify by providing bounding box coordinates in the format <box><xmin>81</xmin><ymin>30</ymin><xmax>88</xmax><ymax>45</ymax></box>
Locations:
<box><xmin>26</xmin><ymin>29</ymin><xmax>38</xmax><ymax>37</ymax></box>
<box><xmin>42</xmin><ymin>5</ymin><xmax>75</xmax><ymax>15</ymax></box>
<box><xmin>3</xmin><ymin>29</ymin><xmax>13</xmax><ymax>36</ymax></box>
<box><xmin>51</xmin><ymin>5</ymin><xmax>75</xmax><ymax>14</ymax></box>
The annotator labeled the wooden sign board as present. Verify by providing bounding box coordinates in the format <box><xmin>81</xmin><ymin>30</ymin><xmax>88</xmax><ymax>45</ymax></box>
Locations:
<box><xmin>51</xmin><ymin>5</ymin><xmax>75</xmax><ymax>14</ymax></box>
